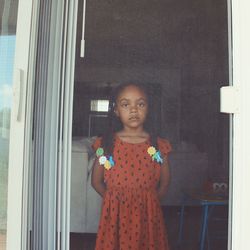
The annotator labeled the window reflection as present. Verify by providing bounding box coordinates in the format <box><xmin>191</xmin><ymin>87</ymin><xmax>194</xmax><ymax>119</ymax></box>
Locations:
<box><xmin>0</xmin><ymin>35</ymin><xmax>16</xmax><ymax>250</ymax></box>
<box><xmin>0</xmin><ymin>1</ymin><xmax>18</xmax><ymax>248</ymax></box>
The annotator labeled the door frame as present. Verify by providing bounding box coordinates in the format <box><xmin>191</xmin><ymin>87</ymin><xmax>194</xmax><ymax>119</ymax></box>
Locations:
<box><xmin>230</xmin><ymin>0</ymin><xmax>250</xmax><ymax>249</ymax></box>
<box><xmin>6</xmin><ymin>0</ymin><xmax>40</xmax><ymax>249</ymax></box>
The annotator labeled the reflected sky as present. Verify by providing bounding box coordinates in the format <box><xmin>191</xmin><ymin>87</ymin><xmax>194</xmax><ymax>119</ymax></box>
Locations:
<box><xmin>0</xmin><ymin>35</ymin><xmax>16</xmax><ymax>109</ymax></box>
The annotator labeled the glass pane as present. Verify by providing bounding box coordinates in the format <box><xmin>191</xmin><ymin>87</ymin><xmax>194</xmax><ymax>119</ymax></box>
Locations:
<box><xmin>0</xmin><ymin>1</ymin><xmax>19</xmax><ymax>249</ymax></box>
<box><xmin>90</xmin><ymin>100</ymin><xmax>109</xmax><ymax>112</ymax></box>
<box><xmin>71</xmin><ymin>1</ymin><xmax>229</xmax><ymax>249</ymax></box>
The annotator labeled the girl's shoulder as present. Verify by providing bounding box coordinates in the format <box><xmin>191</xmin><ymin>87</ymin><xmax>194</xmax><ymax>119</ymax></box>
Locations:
<box><xmin>92</xmin><ymin>136</ymin><xmax>102</xmax><ymax>151</ymax></box>
<box><xmin>157</xmin><ymin>137</ymin><xmax>172</xmax><ymax>156</ymax></box>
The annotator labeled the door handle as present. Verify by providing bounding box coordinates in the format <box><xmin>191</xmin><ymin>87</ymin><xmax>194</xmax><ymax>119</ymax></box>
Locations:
<box><xmin>13</xmin><ymin>68</ymin><xmax>25</xmax><ymax>121</ymax></box>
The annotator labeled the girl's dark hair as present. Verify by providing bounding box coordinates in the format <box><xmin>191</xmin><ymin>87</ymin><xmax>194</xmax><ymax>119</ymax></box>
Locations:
<box><xmin>101</xmin><ymin>82</ymin><xmax>160</xmax><ymax>156</ymax></box>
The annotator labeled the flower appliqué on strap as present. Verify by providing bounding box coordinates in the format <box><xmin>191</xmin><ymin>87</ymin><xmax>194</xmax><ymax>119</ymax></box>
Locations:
<box><xmin>147</xmin><ymin>146</ymin><xmax>163</xmax><ymax>164</ymax></box>
<box><xmin>96</xmin><ymin>147</ymin><xmax>115</xmax><ymax>170</ymax></box>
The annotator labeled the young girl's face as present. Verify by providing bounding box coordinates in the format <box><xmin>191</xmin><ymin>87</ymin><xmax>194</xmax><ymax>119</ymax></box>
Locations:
<box><xmin>114</xmin><ymin>85</ymin><xmax>148</xmax><ymax>130</ymax></box>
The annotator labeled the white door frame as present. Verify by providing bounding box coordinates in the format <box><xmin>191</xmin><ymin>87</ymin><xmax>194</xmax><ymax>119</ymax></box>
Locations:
<box><xmin>6</xmin><ymin>0</ymin><xmax>39</xmax><ymax>250</ymax></box>
<box><xmin>230</xmin><ymin>0</ymin><xmax>250</xmax><ymax>249</ymax></box>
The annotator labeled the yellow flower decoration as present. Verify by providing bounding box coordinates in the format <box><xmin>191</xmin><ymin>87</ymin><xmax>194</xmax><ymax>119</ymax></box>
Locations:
<box><xmin>147</xmin><ymin>146</ymin><xmax>156</xmax><ymax>156</ymax></box>
<box><xmin>104</xmin><ymin>160</ymin><xmax>111</xmax><ymax>170</ymax></box>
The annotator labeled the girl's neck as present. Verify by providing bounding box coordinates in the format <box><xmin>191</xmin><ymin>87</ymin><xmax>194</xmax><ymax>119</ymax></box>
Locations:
<box><xmin>119</xmin><ymin>127</ymin><xmax>147</xmax><ymax>136</ymax></box>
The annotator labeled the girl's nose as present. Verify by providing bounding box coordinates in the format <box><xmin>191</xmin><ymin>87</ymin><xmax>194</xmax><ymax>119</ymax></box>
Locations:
<box><xmin>130</xmin><ymin>104</ymin><xmax>138</xmax><ymax>112</ymax></box>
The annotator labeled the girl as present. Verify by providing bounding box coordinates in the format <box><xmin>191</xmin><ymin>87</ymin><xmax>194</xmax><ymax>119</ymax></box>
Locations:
<box><xmin>91</xmin><ymin>83</ymin><xmax>172</xmax><ymax>250</ymax></box>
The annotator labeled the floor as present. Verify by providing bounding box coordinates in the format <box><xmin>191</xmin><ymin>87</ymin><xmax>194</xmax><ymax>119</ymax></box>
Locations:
<box><xmin>0</xmin><ymin>207</ymin><xmax>228</xmax><ymax>250</ymax></box>
<box><xmin>70</xmin><ymin>206</ymin><xmax>228</xmax><ymax>250</ymax></box>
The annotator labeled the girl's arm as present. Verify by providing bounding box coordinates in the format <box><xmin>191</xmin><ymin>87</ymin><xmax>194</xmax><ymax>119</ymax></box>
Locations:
<box><xmin>157</xmin><ymin>156</ymin><xmax>170</xmax><ymax>200</ymax></box>
<box><xmin>91</xmin><ymin>158</ymin><xmax>106</xmax><ymax>197</ymax></box>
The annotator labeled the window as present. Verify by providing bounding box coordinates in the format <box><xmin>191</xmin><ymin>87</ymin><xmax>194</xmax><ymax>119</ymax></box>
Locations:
<box><xmin>90</xmin><ymin>99</ymin><xmax>109</xmax><ymax>112</ymax></box>
<box><xmin>0</xmin><ymin>28</ymin><xmax>17</xmax><ymax>250</ymax></box>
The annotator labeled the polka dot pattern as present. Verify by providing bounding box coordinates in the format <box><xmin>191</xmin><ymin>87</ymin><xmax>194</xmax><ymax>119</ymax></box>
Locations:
<box><xmin>92</xmin><ymin>136</ymin><xmax>172</xmax><ymax>250</ymax></box>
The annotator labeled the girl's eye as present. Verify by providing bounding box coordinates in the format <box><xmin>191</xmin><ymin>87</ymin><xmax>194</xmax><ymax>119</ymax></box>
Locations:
<box><xmin>121</xmin><ymin>103</ymin><xmax>129</xmax><ymax>108</ymax></box>
<box><xmin>138</xmin><ymin>102</ymin><xmax>145</xmax><ymax>108</ymax></box>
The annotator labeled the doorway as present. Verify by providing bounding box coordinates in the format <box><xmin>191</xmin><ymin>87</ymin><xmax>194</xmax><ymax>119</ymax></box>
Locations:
<box><xmin>70</xmin><ymin>1</ymin><xmax>229</xmax><ymax>249</ymax></box>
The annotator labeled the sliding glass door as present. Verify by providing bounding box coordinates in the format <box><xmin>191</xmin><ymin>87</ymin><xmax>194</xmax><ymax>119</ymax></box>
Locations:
<box><xmin>0</xmin><ymin>0</ymin><xmax>37</xmax><ymax>249</ymax></box>
<box><xmin>0</xmin><ymin>1</ymin><xmax>20</xmax><ymax>249</ymax></box>
<box><xmin>1</xmin><ymin>0</ymin><xmax>250</xmax><ymax>249</ymax></box>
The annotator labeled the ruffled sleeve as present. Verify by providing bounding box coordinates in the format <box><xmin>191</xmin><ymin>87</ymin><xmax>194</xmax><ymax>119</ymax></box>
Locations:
<box><xmin>92</xmin><ymin>137</ymin><xmax>102</xmax><ymax>152</ymax></box>
<box><xmin>157</xmin><ymin>137</ymin><xmax>172</xmax><ymax>157</ymax></box>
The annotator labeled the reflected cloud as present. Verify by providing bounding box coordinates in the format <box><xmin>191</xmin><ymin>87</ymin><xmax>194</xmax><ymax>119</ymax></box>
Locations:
<box><xmin>0</xmin><ymin>84</ymin><xmax>12</xmax><ymax>109</ymax></box>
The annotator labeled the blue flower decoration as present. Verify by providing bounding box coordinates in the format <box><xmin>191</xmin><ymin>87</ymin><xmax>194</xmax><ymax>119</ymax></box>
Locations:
<box><xmin>152</xmin><ymin>151</ymin><xmax>163</xmax><ymax>164</ymax></box>
<box><xmin>108</xmin><ymin>156</ymin><xmax>115</xmax><ymax>166</ymax></box>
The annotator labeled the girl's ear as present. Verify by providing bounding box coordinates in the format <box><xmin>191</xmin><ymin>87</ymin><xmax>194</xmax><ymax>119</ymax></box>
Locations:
<box><xmin>114</xmin><ymin>107</ymin><xmax>119</xmax><ymax>117</ymax></box>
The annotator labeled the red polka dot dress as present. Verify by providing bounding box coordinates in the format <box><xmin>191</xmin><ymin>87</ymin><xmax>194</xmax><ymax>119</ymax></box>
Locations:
<box><xmin>92</xmin><ymin>136</ymin><xmax>172</xmax><ymax>250</ymax></box>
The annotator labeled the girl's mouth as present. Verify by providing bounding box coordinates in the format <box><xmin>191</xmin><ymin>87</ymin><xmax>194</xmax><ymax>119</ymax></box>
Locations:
<box><xmin>129</xmin><ymin>116</ymin><xmax>139</xmax><ymax>121</ymax></box>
